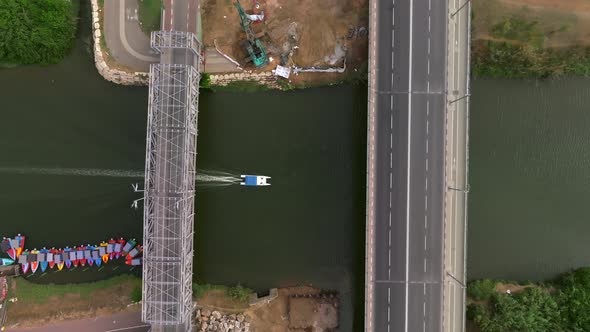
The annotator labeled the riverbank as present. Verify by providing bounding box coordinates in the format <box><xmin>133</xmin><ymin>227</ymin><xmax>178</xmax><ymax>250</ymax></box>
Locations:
<box><xmin>3</xmin><ymin>275</ymin><xmax>141</xmax><ymax>328</ymax></box>
<box><xmin>472</xmin><ymin>0</ymin><xmax>590</xmax><ymax>78</ymax></box>
<box><xmin>467</xmin><ymin>267</ymin><xmax>590</xmax><ymax>331</ymax></box>
<box><xmin>196</xmin><ymin>286</ymin><xmax>339</xmax><ymax>332</ymax></box>
<box><xmin>3</xmin><ymin>275</ymin><xmax>339</xmax><ymax>332</ymax></box>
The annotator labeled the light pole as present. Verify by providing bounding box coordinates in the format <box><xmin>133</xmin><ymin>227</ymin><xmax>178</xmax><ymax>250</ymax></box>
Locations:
<box><xmin>449</xmin><ymin>93</ymin><xmax>471</xmax><ymax>104</ymax></box>
<box><xmin>451</xmin><ymin>0</ymin><xmax>472</xmax><ymax>18</ymax></box>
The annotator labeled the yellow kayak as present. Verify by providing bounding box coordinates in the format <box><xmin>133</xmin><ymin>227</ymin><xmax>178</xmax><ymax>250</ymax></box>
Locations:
<box><xmin>57</xmin><ymin>262</ymin><xmax>64</xmax><ymax>271</ymax></box>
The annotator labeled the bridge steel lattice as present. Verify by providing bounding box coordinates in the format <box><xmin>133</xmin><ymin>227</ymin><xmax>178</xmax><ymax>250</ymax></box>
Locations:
<box><xmin>142</xmin><ymin>31</ymin><xmax>202</xmax><ymax>331</ymax></box>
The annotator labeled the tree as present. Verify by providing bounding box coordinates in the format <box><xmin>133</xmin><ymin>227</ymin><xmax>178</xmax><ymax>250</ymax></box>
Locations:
<box><xmin>0</xmin><ymin>0</ymin><xmax>76</xmax><ymax>65</ymax></box>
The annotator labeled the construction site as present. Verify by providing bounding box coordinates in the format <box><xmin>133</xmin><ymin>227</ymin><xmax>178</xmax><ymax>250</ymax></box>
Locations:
<box><xmin>202</xmin><ymin>0</ymin><xmax>368</xmax><ymax>84</ymax></box>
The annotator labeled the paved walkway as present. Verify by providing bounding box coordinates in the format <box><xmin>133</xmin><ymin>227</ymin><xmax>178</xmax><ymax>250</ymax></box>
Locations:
<box><xmin>103</xmin><ymin>0</ymin><xmax>159</xmax><ymax>71</ymax></box>
<box><xmin>204</xmin><ymin>48</ymin><xmax>241</xmax><ymax>73</ymax></box>
<box><xmin>4</xmin><ymin>310</ymin><xmax>149</xmax><ymax>332</ymax></box>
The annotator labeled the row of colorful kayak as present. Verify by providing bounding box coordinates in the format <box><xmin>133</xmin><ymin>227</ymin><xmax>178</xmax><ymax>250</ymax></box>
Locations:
<box><xmin>0</xmin><ymin>235</ymin><xmax>143</xmax><ymax>274</ymax></box>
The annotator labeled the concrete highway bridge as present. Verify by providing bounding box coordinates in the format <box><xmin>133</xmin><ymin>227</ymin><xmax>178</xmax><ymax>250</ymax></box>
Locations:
<box><xmin>365</xmin><ymin>0</ymin><xmax>470</xmax><ymax>331</ymax></box>
<box><xmin>141</xmin><ymin>0</ymin><xmax>202</xmax><ymax>331</ymax></box>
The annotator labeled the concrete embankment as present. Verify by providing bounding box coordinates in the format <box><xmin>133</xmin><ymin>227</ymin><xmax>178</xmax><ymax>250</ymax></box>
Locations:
<box><xmin>89</xmin><ymin>0</ymin><xmax>149</xmax><ymax>86</ymax></box>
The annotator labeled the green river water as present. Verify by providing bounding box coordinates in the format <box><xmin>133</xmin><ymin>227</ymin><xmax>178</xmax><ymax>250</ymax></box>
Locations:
<box><xmin>469</xmin><ymin>78</ymin><xmax>590</xmax><ymax>281</ymax></box>
<box><xmin>5</xmin><ymin>1</ymin><xmax>590</xmax><ymax>331</ymax></box>
<box><xmin>0</xmin><ymin>1</ymin><xmax>366</xmax><ymax>330</ymax></box>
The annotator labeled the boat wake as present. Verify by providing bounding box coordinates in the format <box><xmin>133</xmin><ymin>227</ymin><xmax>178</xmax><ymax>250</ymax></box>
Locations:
<box><xmin>0</xmin><ymin>167</ymin><xmax>242</xmax><ymax>185</ymax></box>
<box><xmin>196</xmin><ymin>170</ymin><xmax>241</xmax><ymax>186</ymax></box>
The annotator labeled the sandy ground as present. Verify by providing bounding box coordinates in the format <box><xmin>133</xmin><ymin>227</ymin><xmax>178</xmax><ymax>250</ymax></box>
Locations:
<box><xmin>473</xmin><ymin>0</ymin><xmax>590</xmax><ymax>47</ymax></box>
<box><xmin>196</xmin><ymin>287</ymin><xmax>335</xmax><ymax>332</ymax></box>
<box><xmin>201</xmin><ymin>0</ymin><xmax>368</xmax><ymax>82</ymax></box>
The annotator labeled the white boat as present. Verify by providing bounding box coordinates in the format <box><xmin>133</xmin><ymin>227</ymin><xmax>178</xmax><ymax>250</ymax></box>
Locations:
<box><xmin>240</xmin><ymin>175</ymin><xmax>271</xmax><ymax>186</ymax></box>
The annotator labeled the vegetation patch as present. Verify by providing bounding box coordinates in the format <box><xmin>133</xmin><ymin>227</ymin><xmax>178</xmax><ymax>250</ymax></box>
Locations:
<box><xmin>212</xmin><ymin>80</ymin><xmax>270</xmax><ymax>92</ymax></box>
<box><xmin>468</xmin><ymin>267</ymin><xmax>590</xmax><ymax>332</ymax></box>
<box><xmin>471</xmin><ymin>2</ymin><xmax>590</xmax><ymax>79</ymax></box>
<box><xmin>467</xmin><ymin>279</ymin><xmax>496</xmax><ymax>301</ymax></box>
<box><xmin>200</xmin><ymin>73</ymin><xmax>212</xmax><ymax>89</ymax></box>
<box><xmin>193</xmin><ymin>283</ymin><xmax>227</xmax><ymax>299</ymax></box>
<box><xmin>472</xmin><ymin>40</ymin><xmax>590</xmax><ymax>78</ymax></box>
<box><xmin>0</xmin><ymin>0</ymin><xmax>77</xmax><ymax>65</ymax></box>
<box><xmin>138</xmin><ymin>0</ymin><xmax>162</xmax><ymax>34</ymax></box>
<box><xmin>13</xmin><ymin>275</ymin><xmax>141</xmax><ymax>304</ymax></box>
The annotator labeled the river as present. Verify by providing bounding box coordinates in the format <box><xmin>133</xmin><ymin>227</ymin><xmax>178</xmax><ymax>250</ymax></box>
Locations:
<box><xmin>469</xmin><ymin>78</ymin><xmax>590</xmax><ymax>282</ymax></box>
<box><xmin>0</xmin><ymin>1</ymin><xmax>366</xmax><ymax>331</ymax></box>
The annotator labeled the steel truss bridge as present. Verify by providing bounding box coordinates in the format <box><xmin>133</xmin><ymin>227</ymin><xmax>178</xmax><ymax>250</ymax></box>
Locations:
<box><xmin>142</xmin><ymin>30</ymin><xmax>203</xmax><ymax>332</ymax></box>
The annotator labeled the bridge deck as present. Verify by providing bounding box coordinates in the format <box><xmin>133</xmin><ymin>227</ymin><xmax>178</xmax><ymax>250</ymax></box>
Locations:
<box><xmin>142</xmin><ymin>32</ymin><xmax>202</xmax><ymax>332</ymax></box>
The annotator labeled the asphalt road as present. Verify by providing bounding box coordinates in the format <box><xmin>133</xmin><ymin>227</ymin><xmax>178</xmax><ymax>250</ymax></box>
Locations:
<box><xmin>366</xmin><ymin>0</ymin><xmax>447</xmax><ymax>331</ymax></box>
<box><xmin>5</xmin><ymin>310</ymin><xmax>149</xmax><ymax>332</ymax></box>
<box><xmin>103</xmin><ymin>0</ymin><xmax>159</xmax><ymax>71</ymax></box>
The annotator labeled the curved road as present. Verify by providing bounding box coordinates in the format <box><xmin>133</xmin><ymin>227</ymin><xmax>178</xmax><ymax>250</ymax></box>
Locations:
<box><xmin>104</xmin><ymin>0</ymin><xmax>160</xmax><ymax>71</ymax></box>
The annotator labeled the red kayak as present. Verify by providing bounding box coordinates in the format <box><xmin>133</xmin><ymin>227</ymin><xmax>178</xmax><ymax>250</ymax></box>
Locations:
<box><xmin>125</xmin><ymin>257</ymin><xmax>142</xmax><ymax>266</ymax></box>
<box><xmin>108</xmin><ymin>238</ymin><xmax>117</xmax><ymax>260</ymax></box>
<box><xmin>48</xmin><ymin>248</ymin><xmax>56</xmax><ymax>269</ymax></box>
<box><xmin>125</xmin><ymin>245</ymin><xmax>143</xmax><ymax>260</ymax></box>
<box><xmin>74</xmin><ymin>246</ymin><xmax>85</xmax><ymax>267</ymax></box>
<box><xmin>114</xmin><ymin>238</ymin><xmax>125</xmax><ymax>259</ymax></box>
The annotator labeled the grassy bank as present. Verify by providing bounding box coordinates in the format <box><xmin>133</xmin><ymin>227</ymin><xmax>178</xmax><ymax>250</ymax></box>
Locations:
<box><xmin>472</xmin><ymin>0</ymin><xmax>590</xmax><ymax>78</ymax></box>
<box><xmin>6</xmin><ymin>275</ymin><xmax>141</xmax><ymax>326</ymax></box>
<box><xmin>209</xmin><ymin>80</ymin><xmax>270</xmax><ymax>93</ymax></box>
<box><xmin>467</xmin><ymin>267</ymin><xmax>590</xmax><ymax>332</ymax></box>
<box><xmin>138</xmin><ymin>0</ymin><xmax>162</xmax><ymax>34</ymax></box>
<box><xmin>7</xmin><ymin>276</ymin><xmax>252</xmax><ymax>327</ymax></box>
<box><xmin>12</xmin><ymin>274</ymin><xmax>140</xmax><ymax>304</ymax></box>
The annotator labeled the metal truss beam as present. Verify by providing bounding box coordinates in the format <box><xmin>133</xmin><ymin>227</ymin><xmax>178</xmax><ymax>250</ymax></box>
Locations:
<box><xmin>142</xmin><ymin>57</ymin><xmax>200</xmax><ymax>330</ymax></box>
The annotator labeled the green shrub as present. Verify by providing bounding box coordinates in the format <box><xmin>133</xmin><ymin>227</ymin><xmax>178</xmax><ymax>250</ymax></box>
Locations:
<box><xmin>200</xmin><ymin>73</ymin><xmax>211</xmax><ymax>89</ymax></box>
<box><xmin>0</xmin><ymin>0</ymin><xmax>77</xmax><ymax>65</ymax></box>
<box><xmin>131</xmin><ymin>284</ymin><xmax>142</xmax><ymax>302</ymax></box>
<box><xmin>226</xmin><ymin>284</ymin><xmax>251</xmax><ymax>302</ymax></box>
<box><xmin>474</xmin><ymin>288</ymin><xmax>560</xmax><ymax>332</ymax></box>
<box><xmin>467</xmin><ymin>279</ymin><xmax>496</xmax><ymax>301</ymax></box>
<box><xmin>556</xmin><ymin>267</ymin><xmax>590</xmax><ymax>331</ymax></box>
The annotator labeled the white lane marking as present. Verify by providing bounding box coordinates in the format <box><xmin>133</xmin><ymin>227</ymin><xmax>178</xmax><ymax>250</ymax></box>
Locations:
<box><xmin>391</xmin><ymin>131</ymin><xmax>393</xmax><ymax>149</ymax></box>
<box><xmin>391</xmin><ymin>95</ymin><xmax>394</xmax><ymax>111</ymax></box>
<box><xmin>405</xmin><ymin>0</ymin><xmax>414</xmax><ymax>330</ymax></box>
<box><xmin>423</xmin><ymin>284</ymin><xmax>427</xmax><ymax>332</ymax></box>
<box><xmin>392</xmin><ymin>51</ymin><xmax>395</xmax><ymax>70</ymax></box>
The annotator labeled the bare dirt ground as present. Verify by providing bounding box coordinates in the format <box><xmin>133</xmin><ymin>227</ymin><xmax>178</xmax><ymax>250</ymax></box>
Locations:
<box><xmin>196</xmin><ymin>286</ymin><xmax>336</xmax><ymax>332</ymax></box>
<box><xmin>474</xmin><ymin>0</ymin><xmax>590</xmax><ymax>47</ymax></box>
<box><xmin>4</xmin><ymin>278</ymin><xmax>138</xmax><ymax>328</ymax></box>
<box><xmin>202</xmin><ymin>0</ymin><xmax>368</xmax><ymax>84</ymax></box>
